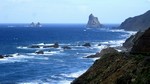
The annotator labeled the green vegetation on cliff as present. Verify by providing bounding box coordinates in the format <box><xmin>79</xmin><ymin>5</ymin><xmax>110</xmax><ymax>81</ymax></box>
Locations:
<box><xmin>72</xmin><ymin>52</ymin><xmax>150</xmax><ymax>84</ymax></box>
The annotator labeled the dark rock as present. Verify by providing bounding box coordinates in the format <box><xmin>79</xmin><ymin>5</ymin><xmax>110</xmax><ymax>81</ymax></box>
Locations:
<box><xmin>86</xmin><ymin>14</ymin><xmax>102</xmax><ymax>28</ymax></box>
<box><xmin>131</xmin><ymin>27</ymin><xmax>150</xmax><ymax>55</ymax></box>
<box><xmin>30</xmin><ymin>22</ymin><xmax>42</xmax><ymax>27</ymax></box>
<box><xmin>36</xmin><ymin>22</ymin><xmax>42</xmax><ymax>27</ymax></box>
<box><xmin>86</xmin><ymin>47</ymin><xmax>118</xmax><ymax>58</ymax></box>
<box><xmin>28</xmin><ymin>45</ymin><xmax>40</xmax><ymax>48</ymax></box>
<box><xmin>35</xmin><ymin>50</ymin><xmax>44</xmax><ymax>54</ymax></box>
<box><xmin>30</xmin><ymin>22</ymin><xmax>36</xmax><ymax>27</ymax></box>
<box><xmin>52</xmin><ymin>42</ymin><xmax>59</xmax><ymax>48</ymax></box>
<box><xmin>119</xmin><ymin>10</ymin><xmax>150</xmax><ymax>31</ymax></box>
<box><xmin>43</xmin><ymin>46</ymin><xmax>51</xmax><ymax>48</ymax></box>
<box><xmin>123</xmin><ymin>31</ymin><xmax>144</xmax><ymax>51</ymax></box>
<box><xmin>0</xmin><ymin>55</ymin><xmax>4</xmax><ymax>59</ymax></box>
<box><xmin>98</xmin><ymin>44</ymin><xmax>101</xmax><ymax>46</ymax></box>
<box><xmin>85</xmin><ymin>52</ymin><xmax>100</xmax><ymax>58</ymax></box>
<box><xmin>82</xmin><ymin>43</ymin><xmax>91</xmax><ymax>47</ymax></box>
<box><xmin>62</xmin><ymin>46</ymin><xmax>71</xmax><ymax>50</ymax></box>
<box><xmin>4</xmin><ymin>55</ymin><xmax>13</xmax><ymax>57</ymax></box>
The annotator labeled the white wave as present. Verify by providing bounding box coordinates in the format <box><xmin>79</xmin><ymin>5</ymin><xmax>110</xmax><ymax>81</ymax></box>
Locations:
<box><xmin>109</xmin><ymin>29</ymin><xmax>126</xmax><ymax>32</ymax></box>
<box><xmin>57</xmin><ymin>80</ymin><xmax>71</xmax><ymax>84</ymax></box>
<box><xmin>34</xmin><ymin>57</ymin><xmax>49</xmax><ymax>60</ymax></box>
<box><xmin>36</xmin><ymin>43</ymin><xmax>45</xmax><ymax>46</ymax></box>
<box><xmin>91</xmin><ymin>57</ymin><xmax>100</xmax><ymax>61</ymax></box>
<box><xmin>18</xmin><ymin>81</ymin><xmax>50</xmax><ymax>84</ymax></box>
<box><xmin>100</xmin><ymin>40</ymin><xmax>125</xmax><ymax>47</ymax></box>
<box><xmin>0</xmin><ymin>53</ymin><xmax>34</xmax><ymax>63</ymax></box>
<box><xmin>82</xmin><ymin>53</ymin><xmax>97</xmax><ymax>58</ymax></box>
<box><xmin>19</xmin><ymin>79</ymin><xmax>71</xmax><ymax>84</ymax></box>
<box><xmin>126</xmin><ymin>31</ymin><xmax>137</xmax><ymax>35</ymax></box>
<box><xmin>26</xmin><ymin>51</ymin><xmax>60</xmax><ymax>56</ymax></box>
<box><xmin>93</xmin><ymin>44</ymin><xmax>107</xmax><ymax>50</ymax></box>
<box><xmin>61</xmin><ymin>70</ymin><xmax>86</xmax><ymax>78</ymax></box>
<box><xmin>17</xmin><ymin>46</ymin><xmax>28</xmax><ymax>49</ymax></box>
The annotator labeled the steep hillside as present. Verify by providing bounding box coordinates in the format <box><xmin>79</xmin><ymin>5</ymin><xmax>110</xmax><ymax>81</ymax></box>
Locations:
<box><xmin>119</xmin><ymin>10</ymin><xmax>150</xmax><ymax>31</ymax></box>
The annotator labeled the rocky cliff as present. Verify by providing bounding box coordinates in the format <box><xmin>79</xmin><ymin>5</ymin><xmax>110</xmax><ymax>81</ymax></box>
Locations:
<box><xmin>72</xmin><ymin>28</ymin><xmax>150</xmax><ymax>84</ymax></box>
<box><xmin>86</xmin><ymin>14</ymin><xmax>102</xmax><ymax>28</ymax></box>
<box><xmin>131</xmin><ymin>27</ymin><xmax>150</xmax><ymax>55</ymax></box>
<box><xmin>119</xmin><ymin>10</ymin><xmax>150</xmax><ymax>31</ymax></box>
<box><xmin>72</xmin><ymin>52</ymin><xmax>150</xmax><ymax>84</ymax></box>
<box><xmin>123</xmin><ymin>31</ymin><xmax>144</xmax><ymax>51</ymax></box>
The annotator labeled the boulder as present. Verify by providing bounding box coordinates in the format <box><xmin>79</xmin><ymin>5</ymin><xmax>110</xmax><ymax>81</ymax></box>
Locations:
<box><xmin>119</xmin><ymin>10</ymin><xmax>150</xmax><ymax>31</ymax></box>
<box><xmin>86</xmin><ymin>14</ymin><xmax>102</xmax><ymax>28</ymax></box>
<box><xmin>82</xmin><ymin>43</ymin><xmax>91</xmax><ymax>47</ymax></box>
<box><xmin>35</xmin><ymin>50</ymin><xmax>44</xmax><ymax>54</ymax></box>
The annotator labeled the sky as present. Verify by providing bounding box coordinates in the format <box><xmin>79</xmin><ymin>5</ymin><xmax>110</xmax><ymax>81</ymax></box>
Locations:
<box><xmin>0</xmin><ymin>0</ymin><xmax>150</xmax><ymax>24</ymax></box>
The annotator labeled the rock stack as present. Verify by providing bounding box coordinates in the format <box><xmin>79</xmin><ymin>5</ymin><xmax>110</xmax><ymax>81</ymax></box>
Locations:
<box><xmin>86</xmin><ymin>14</ymin><xmax>102</xmax><ymax>28</ymax></box>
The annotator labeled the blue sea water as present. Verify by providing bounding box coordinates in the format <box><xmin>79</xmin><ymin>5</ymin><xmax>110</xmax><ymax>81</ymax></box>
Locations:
<box><xmin>0</xmin><ymin>24</ymin><xmax>134</xmax><ymax>84</ymax></box>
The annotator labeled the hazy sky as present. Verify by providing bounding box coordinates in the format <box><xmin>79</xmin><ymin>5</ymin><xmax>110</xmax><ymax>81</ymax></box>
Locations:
<box><xmin>0</xmin><ymin>0</ymin><xmax>150</xmax><ymax>24</ymax></box>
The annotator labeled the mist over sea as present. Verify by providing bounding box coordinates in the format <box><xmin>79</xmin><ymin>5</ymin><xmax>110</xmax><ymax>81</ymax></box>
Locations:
<box><xmin>0</xmin><ymin>24</ymin><xmax>134</xmax><ymax>84</ymax></box>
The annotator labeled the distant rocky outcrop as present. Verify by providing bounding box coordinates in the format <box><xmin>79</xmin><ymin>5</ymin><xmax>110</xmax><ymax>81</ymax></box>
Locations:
<box><xmin>36</xmin><ymin>22</ymin><xmax>42</xmax><ymax>27</ymax></box>
<box><xmin>82</xmin><ymin>43</ymin><xmax>91</xmax><ymax>47</ymax></box>
<box><xmin>30</xmin><ymin>22</ymin><xmax>42</xmax><ymax>27</ymax></box>
<box><xmin>86</xmin><ymin>14</ymin><xmax>102</xmax><ymax>28</ymax></box>
<box><xmin>119</xmin><ymin>10</ymin><xmax>150</xmax><ymax>31</ymax></box>
<box><xmin>131</xmin><ymin>27</ymin><xmax>150</xmax><ymax>55</ymax></box>
<box><xmin>30</xmin><ymin>22</ymin><xmax>36</xmax><ymax>27</ymax></box>
<box><xmin>86</xmin><ymin>47</ymin><xmax>118</xmax><ymax>58</ymax></box>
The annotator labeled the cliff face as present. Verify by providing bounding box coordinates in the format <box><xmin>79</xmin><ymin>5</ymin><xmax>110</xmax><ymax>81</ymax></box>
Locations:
<box><xmin>72</xmin><ymin>28</ymin><xmax>150</xmax><ymax>84</ymax></box>
<box><xmin>119</xmin><ymin>10</ymin><xmax>150</xmax><ymax>31</ymax></box>
<box><xmin>123</xmin><ymin>31</ymin><xmax>144</xmax><ymax>51</ymax></box>
<box><xmin>131</xmin><ymin>27</ymin><xmax>150</xmax><ymax>55</ymax></box>
<box><xmin>86</xmin><ymin>14</ymin><xmax>102</xmax><ymax>28</ymax></box>
<box><xmin>72</xmin><ymin>52</ymin><xmax>150</xmax><ymax>84</ymax></box>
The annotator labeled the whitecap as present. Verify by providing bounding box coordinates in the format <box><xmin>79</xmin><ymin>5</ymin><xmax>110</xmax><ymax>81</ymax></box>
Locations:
<box><xmin>57</xmin><ymin>80</ymin><xmax>72</xmax><ymax>84</ymax></box>
<box><xmin>26</xmin><ymin>51</ymin><xmax>61</xmax><ymax>56</ymax></box>
<box><xmin>0</xmin><ymin>53</ymin><xmax>34</xmax><ymax>63</ymax></box>
<box><xmin>17</xmin><ymin>46</ymin><xmax>28</xmax><ymax>49</ymax></box>
<box><xmin>61</xmin><ymin>70</ymin><xmax>87</xmax><ymax>78</ymax></box>
<box><xmin>109</xmin><ymin>29</ymin><xmax>126</xmax><ymax>32</ymax></box>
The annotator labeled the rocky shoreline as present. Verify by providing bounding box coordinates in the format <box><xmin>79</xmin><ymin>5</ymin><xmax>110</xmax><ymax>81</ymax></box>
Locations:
<box><xmin>72</xmin><ymin>27</ymin><xmax>150</xmax><ymax>84</ymax></box>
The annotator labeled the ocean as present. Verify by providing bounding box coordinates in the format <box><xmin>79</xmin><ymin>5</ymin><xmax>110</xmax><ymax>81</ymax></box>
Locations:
<box><xmin>0</xmin><ymin>24</ymin><xmax>135</xmax><ymax>84</ymax></box>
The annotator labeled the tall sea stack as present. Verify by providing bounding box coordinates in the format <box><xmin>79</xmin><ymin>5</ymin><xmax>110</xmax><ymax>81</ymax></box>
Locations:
<box><xmin>86</xmin><ymin>14</ymin><xmax>102</xmax><ymax>28</ymax></box>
